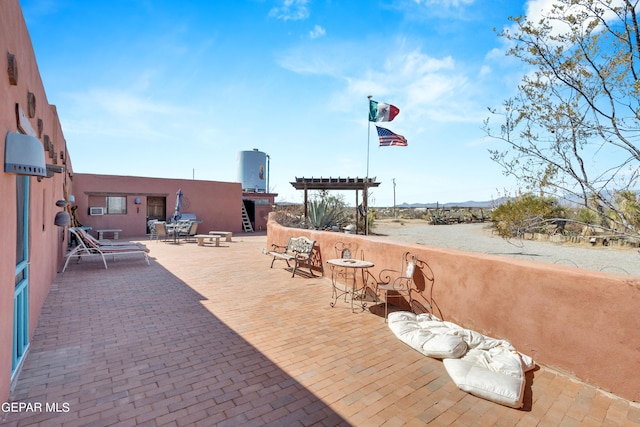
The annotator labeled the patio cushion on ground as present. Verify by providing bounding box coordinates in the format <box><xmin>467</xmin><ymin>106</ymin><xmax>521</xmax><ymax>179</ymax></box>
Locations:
<box><xmin>443</xmin><ymin>347</ymin><xmax>529</xmax><ymax>408</ymax></box>
<box><xmin>387</xmin><ymin>312</ymin><xmax>467</xmax><ymax>359</ymax></box>
<box><xmin>387</xmin><ymin>311</ymin><xmax>535</xmax><ymax>409</ymax></box>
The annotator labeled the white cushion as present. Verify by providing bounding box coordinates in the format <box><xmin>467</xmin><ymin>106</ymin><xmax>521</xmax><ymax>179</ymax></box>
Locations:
<box><xmin>387</xmin><ymin>312</ymin><xmax>467</xmax><ymax>359</ymax></box>
<box><xmin>388</xmin><ymin>311</ymin><xmax>535</xmax><ymax>408</ymax></box>
<box><xmin>443</xmin><ymin>347</ymin><xmax>528</xmax><ymax>408</ymax></box>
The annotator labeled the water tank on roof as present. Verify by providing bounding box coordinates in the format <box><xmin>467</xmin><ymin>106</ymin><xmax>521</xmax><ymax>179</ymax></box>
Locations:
<box><xmin>237</xmin><ymin>149</ymin><xmax>267</xmax><ymax>192</ymax></box>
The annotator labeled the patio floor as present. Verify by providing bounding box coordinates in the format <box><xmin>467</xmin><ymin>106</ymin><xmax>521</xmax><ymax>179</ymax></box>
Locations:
<box><xmin>2</xmin><ymin>233</ymin><xmax>639</xmax><ymax>426</ymax></box>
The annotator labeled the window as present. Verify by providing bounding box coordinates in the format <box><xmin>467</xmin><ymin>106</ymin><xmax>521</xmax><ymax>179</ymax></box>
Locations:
<box><xmin>87</xmin><ymin>195</ymin><xmax>127</xmax><ymax>215</ymax></box>
<box><xmin>106</xmin><ymin>196</ymin><xmax>127</xmax><ymax>214</ymax></box>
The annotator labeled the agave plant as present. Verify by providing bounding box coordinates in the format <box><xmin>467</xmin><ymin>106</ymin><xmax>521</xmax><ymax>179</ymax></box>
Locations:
<box><xmin>306</xmin><ymin>199</ymin><xmax>344</xmax><ymax>230</ymax></box>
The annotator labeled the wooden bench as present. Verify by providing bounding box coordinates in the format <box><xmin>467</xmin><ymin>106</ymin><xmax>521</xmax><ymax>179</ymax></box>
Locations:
<box><xmin>268</xmin><ymin>236</ymin><xmax>316</xmax><ymax>277</ymax></box>
<box><xmin>194</xmin><ymin>234</ymin><xmax>221</xmax><ymax>247</ymax></box>
<box><xmin>208</xmin><ymin>231</ymin><xmax>233</xmax><ymax>242</ymax></box>
<box><xmin>96</xmin><ymin>229</ymin><xmax>122</xmax><ymax>240</ymax></box>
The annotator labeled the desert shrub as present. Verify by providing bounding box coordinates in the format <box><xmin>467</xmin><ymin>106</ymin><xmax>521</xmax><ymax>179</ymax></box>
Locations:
<box><xmin>491</xmin><ymin>193</ymin><xmax>566</xmax><ymax>238</ymax></box>
<box><xmin>356</xmin><ymin>209</ymin><xmax>376</xmax><ymax>234</ymax></box>
<box><xmin>612</xmin><ymin>190</ymin><xmax>640</xmax><ymax>231</ymax></box>
<box><xmin>573</xmin><ymin>207</ymin><xmax>598</xmax><ymax>225</ymax></box>
<box><xmin>273</xmin><ymin>204</ymin><xmax>305</xmax><ymax>228</ymax></box>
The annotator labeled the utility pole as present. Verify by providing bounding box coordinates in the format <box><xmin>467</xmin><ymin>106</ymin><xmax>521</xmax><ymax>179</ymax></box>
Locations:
<box><xmin>392</xmin><ymin>178</ymin><xmax>397</xmax><ymax>219</ymax></box>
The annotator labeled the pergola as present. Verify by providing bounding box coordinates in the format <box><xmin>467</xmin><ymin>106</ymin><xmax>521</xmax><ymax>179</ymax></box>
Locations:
<box><xmin>290</xmin><ymin>177</ymin><xmax>381</xmax><ymax>234</ymax></box>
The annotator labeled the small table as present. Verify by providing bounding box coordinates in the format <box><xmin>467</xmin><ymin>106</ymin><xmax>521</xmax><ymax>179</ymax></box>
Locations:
<box><xmin>195</xmin><ymin>234</ymin><xmax>221</xmax><ymax>247</ymax></box>
<box><xmin>96</xmin><ymin>229</ymin><xmax>122</xmax><ymax>240</ymax></box>
<box><xmin>327</xmin><ymin>258</ymin><xmax>374</xmax><ymax>313</ymax></box>
<box><xmin>208</xmin><ymin>231</ymin><xmax>233</xmax><ymax>242</ymax></box>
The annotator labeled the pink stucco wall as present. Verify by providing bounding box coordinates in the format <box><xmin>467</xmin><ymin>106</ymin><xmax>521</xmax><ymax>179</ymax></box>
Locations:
<box><xmin>0</xmin><ymin>0</ymin><xmax>73</xmax><ymax>403</ymax></box>
<box><xmin>72</xmin><ymin>174</ymin><xmax>245</xmax><ymax>237</ymax></box>
<box><xmin>267</xmin><ymin>213</ymin><xmax>640</xmax><ymax>402</ymax></box>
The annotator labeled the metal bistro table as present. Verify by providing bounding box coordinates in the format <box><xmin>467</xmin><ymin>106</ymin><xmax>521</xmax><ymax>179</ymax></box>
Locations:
<box><xmin>327</xmin><ymin>258</ymin><xmax>374</xmax><ymax>313</ymax></box>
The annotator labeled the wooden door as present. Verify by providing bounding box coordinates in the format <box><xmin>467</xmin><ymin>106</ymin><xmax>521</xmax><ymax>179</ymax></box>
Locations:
<box><xmin>146</xmin><ymin>197</ymin><xmax>166</xmax><ymax>233</ymax></box>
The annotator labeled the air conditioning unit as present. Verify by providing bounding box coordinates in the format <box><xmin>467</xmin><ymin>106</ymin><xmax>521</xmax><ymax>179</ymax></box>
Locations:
<box><xmin>89</xmin><ymin>207</ymin><xmax>104</xmax><ymax>216</ymax></box>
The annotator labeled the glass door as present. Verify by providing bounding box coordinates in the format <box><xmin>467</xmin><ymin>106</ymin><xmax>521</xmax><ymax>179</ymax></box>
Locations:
<box><xmin>12</xmin><ymin>175</ymin><xmax>29</xmax><ymax>377</ymax></box>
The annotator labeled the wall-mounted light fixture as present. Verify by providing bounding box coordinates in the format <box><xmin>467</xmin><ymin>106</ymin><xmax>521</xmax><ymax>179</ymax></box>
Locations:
<box><xmin>4</xmin><ymin>132</ymin><xmax>46</xmax><ymax>177</ymax></box>
<box><xmin>54</xmin><ymin>199</ymin><xmax>70</xmax><ymax>227</ymax></box>
<box><xmin>134</xmin><ymin>197</ymin><xmax>142</xmax><ymax>213</ymax></box>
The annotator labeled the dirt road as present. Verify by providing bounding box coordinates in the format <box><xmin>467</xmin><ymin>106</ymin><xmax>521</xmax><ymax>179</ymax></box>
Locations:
<box><xmin>371</xmin><ymin>219</ymin><xmax>640</xmax><ymax>276</ymax></box>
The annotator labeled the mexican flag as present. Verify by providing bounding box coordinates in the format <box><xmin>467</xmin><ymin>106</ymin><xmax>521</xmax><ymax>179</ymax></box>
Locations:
<box><xmin>369</xmin><ymin>99</ymin><xmax>400</xmax><ymax>122</ymax></box>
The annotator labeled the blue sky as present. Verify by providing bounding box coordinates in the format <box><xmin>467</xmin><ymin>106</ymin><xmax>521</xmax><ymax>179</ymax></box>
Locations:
<box><xmin>20</xmin><ymin>0</ymin><xmax>544</xmax><ymax>206</ymax></box>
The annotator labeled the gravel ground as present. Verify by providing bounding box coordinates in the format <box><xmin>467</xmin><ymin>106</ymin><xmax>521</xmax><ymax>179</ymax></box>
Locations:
<box><xmin>371</xmin><ymin>219</ymin><xmax>640</xmax><ymax>277</ymax></box>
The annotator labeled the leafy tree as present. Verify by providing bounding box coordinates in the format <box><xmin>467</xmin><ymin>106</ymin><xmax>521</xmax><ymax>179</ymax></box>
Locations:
<box><xmin>484</xmin><ymin>0</ymin><xmax>640</xmax><ymax>235</ymax></box>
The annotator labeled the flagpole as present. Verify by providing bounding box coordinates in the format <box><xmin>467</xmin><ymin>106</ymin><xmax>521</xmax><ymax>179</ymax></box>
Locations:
<box><xmin>367</xmin><ymin>95</ymin><xmax>372</xmax><ymax>179</ymax></box>
<box><xmin>365</xmin><ymin>95</ymin><xmax>372</xmax><ymax>235</ymax></box>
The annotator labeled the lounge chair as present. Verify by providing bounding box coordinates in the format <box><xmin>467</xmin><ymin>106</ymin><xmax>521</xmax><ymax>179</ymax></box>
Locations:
<box><xmin>62</xmin><ymin>228</ymin><xmax>150</xmax><ymax>272</ymax></box>
<box><xmin>75</xmin><ymin>227</ymin><xmax>146</xmax><ymax>247</ymax></box>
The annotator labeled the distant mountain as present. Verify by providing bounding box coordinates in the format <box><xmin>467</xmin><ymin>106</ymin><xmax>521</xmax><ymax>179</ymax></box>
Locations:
<box><xmin>395</xmin><ymin>198</ymin><xmax>506</xmax><ymax>209</ymax></box>
<box><xmin>275</xmin><ymin>198</ymin><xmax>507</xmax><ymax>209</ymax></box>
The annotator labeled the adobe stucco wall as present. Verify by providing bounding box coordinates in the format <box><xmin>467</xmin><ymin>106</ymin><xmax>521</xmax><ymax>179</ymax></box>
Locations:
<box><xmin>267</xmin><ymin>213</ymin><xmax>640</xmax><ymax>402</ymax></box>
<box><xmin>1</xmin><ymin>0</ymin><xmax>73</xmax><ymax>403</ymax></box>
<box><xmin>72</xmin><ymin>174</ymin><xmax>244</xmax><ymax>237</ymax></box>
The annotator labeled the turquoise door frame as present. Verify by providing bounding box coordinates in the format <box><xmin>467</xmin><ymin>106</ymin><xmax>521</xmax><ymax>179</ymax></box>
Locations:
<box><xmin>12</xmin><ymin>175</ymin><xmax>29</xmax><ymax>378</ymax></box>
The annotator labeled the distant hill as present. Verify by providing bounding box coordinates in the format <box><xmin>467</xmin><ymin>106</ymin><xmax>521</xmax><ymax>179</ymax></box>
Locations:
<box><xmin>395</xmin><ymin>198</ymin><xmax>506</xmax><ymax>209</ymax></box>
<box><xmin>276</xmin><ymin>198</ymin><xmax>506</xmax><ymax>209</ymax></box>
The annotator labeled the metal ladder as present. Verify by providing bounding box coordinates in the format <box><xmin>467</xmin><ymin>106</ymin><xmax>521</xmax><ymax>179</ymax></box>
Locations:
<box><xmin>241</xmin><ymin>203</ymin><xmax>254</xmax><ymax>232</ymax></box>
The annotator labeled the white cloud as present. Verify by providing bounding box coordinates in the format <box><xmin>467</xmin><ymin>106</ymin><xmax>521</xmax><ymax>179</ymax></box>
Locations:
<box><xmin>405</xmin><ymin>0</ymin><xmax>475</xmax><ymax>17</ymax></box>
<box><xmin>59</xmin><ymin>86</ymin><xmax>199</xmax><ymax>147</ymax></box>
<box><xmin>309</xmin><ymin>24</ymin><xmax>326</xmax><ymax>39</ymax></box>
<box><xmin>79</xmin><ymin>88</ymin><xmax>181</xmax><ymax>117</ymax></box>
<box><xmin>521</xmin><ymin>0</ymin><xmax>629</xmax><ymax>38</ymax></box>
<box><xmin>351</xmin><ymin>49</ymin><xmax>484</xmax><ymax>123</ymax></box>
<box><xmin>413</xmin><ymin>0</ymin><xmax>475</xmax><ymax>7</ymax></box>
<box><xmin>276</xmin><ymin>41</ymin><xmax>366</xmax><ymax>76</ymax></box>
<box><xmin>393</xmin><ymin>50</ymin><xmax>455</xmax><ymax>76</ymax></box>
<box><xmin>269</xmin><ymin>0</ymin><xmax>310</xmax><ymax>21</ymax></box>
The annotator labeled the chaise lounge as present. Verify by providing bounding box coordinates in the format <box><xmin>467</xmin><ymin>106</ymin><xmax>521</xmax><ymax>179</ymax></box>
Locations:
<box><xmin>62</xmin><ymin>228</ymin><xmax>151</xmax><ymax>272</ymax></box>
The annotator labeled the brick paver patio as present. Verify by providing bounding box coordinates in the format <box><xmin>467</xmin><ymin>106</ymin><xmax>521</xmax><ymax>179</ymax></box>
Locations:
<box><xmin>2</xmin><ymin>233</ymin><xmax>639</xmax><ymax>426</ymax></box>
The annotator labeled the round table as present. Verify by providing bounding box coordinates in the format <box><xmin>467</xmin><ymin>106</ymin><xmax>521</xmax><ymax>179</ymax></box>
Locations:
<box><xmin>327</xmin><ymin>258</ymin><xmax>375</xmax><ymax>312</ymax></box>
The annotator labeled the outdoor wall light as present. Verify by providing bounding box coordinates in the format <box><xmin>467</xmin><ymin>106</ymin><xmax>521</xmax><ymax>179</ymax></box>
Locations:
<box><xmin>134</xmin><ymin>198</ymin><xmax>141</xmax><ymax>204</ymax></box>
<box><xmin>4</xmin><ymin>132</ymin><xmax>46</xmax><ymax>177</ymax></box>
<box><xmin>54</xmin><ymin>211</ymin><xmax>70</xmax><ymax>227</ymax></box>
<box><xmin>54</xmin><ymin>199</ymin><xmax>70</xmax><ymax>227</ymax></box>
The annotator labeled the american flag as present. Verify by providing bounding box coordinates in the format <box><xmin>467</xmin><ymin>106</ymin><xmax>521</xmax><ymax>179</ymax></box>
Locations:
<box><xmin>376</xmin><ymin>126</ymin><xmax>407</xmax><ymax>147</ymax></box>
